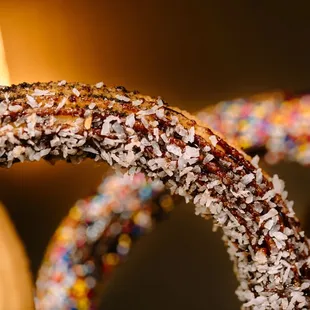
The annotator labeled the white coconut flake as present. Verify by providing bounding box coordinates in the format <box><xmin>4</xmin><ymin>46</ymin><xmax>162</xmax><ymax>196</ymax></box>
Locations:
<box><xmin>55</xmin><ymin>97</ymin><xmax>67</xmax><ymax>112</ymax></box>
<box><xmin>209</xmin><ymin>135</ymin><xmax>218</xmax><ymax>147</ymax></box>
<box><xmin>95</xmin><ymin>82</ymin><xmax>104</xmax><ymax>88</ymax></box>
<box><xmin>89</xmin><ymin>102</ymin><xmax>96</xmax><ymax>109</ymax></box>
<box><xmin>50</xmin><ymin>136</ymin><xmax>61</xmax><ymax>147</ymax></box>
<box><xmin>103</xmin><ymin>138</ymin><xmax>124</xmax><ymax>147</ymax></box>
<box><xmin>108</xmin><ymin>100</ymin><xmax>115</xmax><ymax>108</ymax></box>
<box><xmin>112</xmin><ymin>122</ymin><xmax>124</xmax><ymax>134</ymax></box>
<box><xmin>83</xmin><ymin>147</ymin><xmax>99</xmax><ymax>154</ymax></box>
<box><xmin>283</xmin><ymin>266</ymin><xmax>291</xmax><ymax>284</ymax></box>
<box><xmin>301</xmin><ymin>282</ymin><xmax>310</xmax><ymax>290</ymax></box>
<box><xmin>167</xmin><ymin>144</ymin><xmax>182</xmax><ymax>157</ymax></box>
<box><xmin>256</xmin><ymin>168</ymin><xmax>263</xmax><ymax>184</ymax></box>
<box><xmin>251</xmin><ymin>155</ymin><xmax>260</xmax><ymax>168</ymax></box>
<box><xmin>39</xmin><ymin>148</ymin><xmax>51</xmax><ymax>157</ymax></box>
<box><xmin>272</xmin><ymin>174</ymin><xmax>285</xmax><ymax>194</ymax></box>
<box><xmin>26</xmin><ymin>95</ymin><xmax>38</xmax><ymax>108</ymax></box>
<box><xmin>255</xmin><ymin>286</ymin><xmax>264</xmax><ymax>293</ymax></box>
<box><xmin>58</xmin><ymin>80</ymin><xmax>67</xmax><ymax>86</ymax></box>
<box><xmin>207</xmin><ymin>180</ymin><xmax>220</xmax><ymax>189</ymax></box>
<box><xmin>175</xmin><ymin>124</ymin><xmax>187</xmax><ymax>137</ymax></box>
<box><xmin>101</xmin><ymin>116</ymin><xmax>120</xmax><ymax>135</ymax></box>
<box><xmin>203</xmin><ymin>153</ymin><xmax>214</xmax><ymax>164</ymax></box>
<box><xmin>171</xmin><ymin>115</ymin><xmax>179</xmax><ymax>125</ymax></box>
<box><xmin>32</xmin><ymin>89</ymin><xmax>55</xmax><ymax>96</ymax></box>
<box><xmin>185</xmin><ymin>126</ymin><xmax>195</xmax><ymax>143</ymax></box>
<box><xmin>241</xmin><ymin>173</ymin><xmax>255</xmax><ymax>185</ymax></box>
<box><xmin>132</xmin><ymin>99</ymin><xmax>143</xmax><ymax>106</ymax></box>
<box><xmin>203</xmin><ymin>145</ymin><xmax>211</xmax><ymax>152</ymax></box>
<box><xmin>140</xmin><ymin>116</ymin><xmax>149</xmax><ymax>128</ymax></box>
<box><xmin>259</xmin><ymin>208</ymin><xmax>278</xmax><ymax>224</ymax></box>
<box><xmin>157</xmin><ymin>97</ymin><xmax>164</xmax><ymax>107</ymax></box>
<box><xmin>270</xmin><ymin>231</ymin><xmax>288</xmax><ymax>241</ymax></box>
<box><xmin>151</xmin><ymin>141</ymin><xmax>162</xmax><ymax>156</ymax></box>
<box><xmin>180</xmin><ymin>166</ymin><xmax>193</xmax><ymax>177</ymax></box>
<box><xmin>262</xmin><ymin>189</ymin><xmax>276</xmax><ymax>201</ymax></box>
<box><xmin>8</xmin><ymin>105</ymin><xmax>22</xmax><ymax>112</ymax></box>
<box><xmin>264</xmin><ymin>219</ymin><xmax>274</xmax><ymax>230</ymax></box>
<box><xmin>245</xmin><ymin>193</ymin><xmax>253</xmax><ymax>204</ymax></box>
<box><xmin>184</xmin><ymin>146</ymin><xmax>200</xmax><ymax>159</ymax></box>
<box><xmin>125</xmin><ymin>114</ymin><xmax>135</xmax><ymax>128</ymax></box>
<box><xmin>244</xmin><ymin>296</ymin><xmax>267</xmax><ymax>307</ymax></box>
<box><xmin>156</xmin><ymin>109</ymin><xmax>165</xmax><ymax>119</ymax></box>
<box><xmin>12</xmin><ymin>146</ymin><xmax>25</xmax><ymax>158</ymax></box>
<box><xmin>160</xmin><ymin>133</ymin><xmax>169</xmax><ymax>143</ymax></box>
<box><xmin>115</xmin><ymin>94</ymin><xmax>130</xmax><ymax>102</ymax></box>
<box><xmin>0</xmin><ymin>102</ymin><xmax>7</xmax><ymax>115</ymax></box>
<box><xmin>72</xmin><ymin>88</ymin><xmax>80</xmax><ymax>97</ymax></box>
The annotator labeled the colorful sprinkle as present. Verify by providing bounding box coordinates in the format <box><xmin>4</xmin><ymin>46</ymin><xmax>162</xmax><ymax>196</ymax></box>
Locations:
<box><xmin>35</xmin><ymin>174</ymin><xmax>174</xmax><ymax>309</ymax></box>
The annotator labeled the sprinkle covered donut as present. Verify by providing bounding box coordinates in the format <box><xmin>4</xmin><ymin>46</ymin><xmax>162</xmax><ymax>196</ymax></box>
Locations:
<box><xmin>0</xmin><ymin>81</ymin><xmax>309</xmax><ymax>309</ymax></box>
<box><xmin>197</xmin><ymin>92</ymin><xmax>310</xmax><ymax>166</ymax></box>
<box><xmin>35</xmin><ymin>173</ymin><xmax>173</xmax><ymax>309</ymax></box>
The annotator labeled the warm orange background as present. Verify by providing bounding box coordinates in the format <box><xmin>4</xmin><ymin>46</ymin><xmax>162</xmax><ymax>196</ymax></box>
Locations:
<box><xmin>0</xmin><ymin>2</ymin><xmax>309</xmax><ymax>309</ymax></box>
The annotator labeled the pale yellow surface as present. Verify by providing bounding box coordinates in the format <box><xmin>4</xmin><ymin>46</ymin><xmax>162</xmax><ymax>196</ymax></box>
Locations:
<box><xmin>0</xmin><ymin>204</ymin><xmax>33</xmax><ymax>310</ymax></box>
<box><xmin>0</xmin><ymin>28</ymin><xmax>10</xmax><ymax>86</ymax></box>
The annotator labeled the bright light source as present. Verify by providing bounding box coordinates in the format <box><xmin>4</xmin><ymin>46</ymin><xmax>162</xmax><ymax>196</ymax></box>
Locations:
<box><xmin>0</xmin><ymin>28</ymin><xmax>10</xmax><ymax>86</ymax></box>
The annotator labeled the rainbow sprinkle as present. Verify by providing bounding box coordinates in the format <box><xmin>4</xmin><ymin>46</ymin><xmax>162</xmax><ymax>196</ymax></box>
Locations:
<box><xmin>197</xmin><ymin>92</ymin><xmax>310</xmax><ymax>165</ymax></box>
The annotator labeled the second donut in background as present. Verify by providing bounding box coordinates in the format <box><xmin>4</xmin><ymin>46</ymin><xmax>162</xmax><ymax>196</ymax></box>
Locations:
<box><xmin>197</xmin><ymin>91</ymin><xmax>310</xmax><ymax>166</ymax></box>
<box><xmin>35</xmin><ymin>173</ymin><xmax>174</xmax><ymax>309</ymax></box>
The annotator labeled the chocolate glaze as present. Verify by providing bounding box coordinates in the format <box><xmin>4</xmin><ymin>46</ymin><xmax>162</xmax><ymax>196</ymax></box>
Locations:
<box><xmin>0</xmin><ymin>81</ymin><xmax>309</xmax><ymax>309</ymax></box>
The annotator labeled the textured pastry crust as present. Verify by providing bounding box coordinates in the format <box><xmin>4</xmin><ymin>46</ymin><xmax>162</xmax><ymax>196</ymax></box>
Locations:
<box><xmin>1</xmin><ymin>81</ymin><xmax>310</xmax><ymax>309</ymax></box>
<box><xmin>0</xmin><ymin>204</ymin><xmax>34</xmax><ymax>310</ymax></box>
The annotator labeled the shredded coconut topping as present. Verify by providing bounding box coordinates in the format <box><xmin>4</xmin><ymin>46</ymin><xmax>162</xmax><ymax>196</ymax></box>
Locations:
<box><xmin>0</xmin><ymin>81</ymin><xmax>308</xmax><ymax>309</ymax></box>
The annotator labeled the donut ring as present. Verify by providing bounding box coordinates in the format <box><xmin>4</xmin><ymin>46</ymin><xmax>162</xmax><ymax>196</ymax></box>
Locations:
<box><xmin>37</xmin><ymin>89</ymin><xmax>310</xmax><ymax>309</ymax></box>
<box><xmin>1</xmin><ymin>81</ymin><xmax>309</xmax><ymax>309</ymax></box>
<box><xmin>37</xmin><ymin>90</ymin><xmax>310</xmax><ymax>309</ymax></box>
<box><xmin>35</xmin><ymin>173</ymin><xmax>174</xmax><ymax>309</ymax></box>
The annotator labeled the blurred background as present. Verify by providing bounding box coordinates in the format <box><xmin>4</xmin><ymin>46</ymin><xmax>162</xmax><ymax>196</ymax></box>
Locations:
<box><xmin>0</xmin><ymin>1</ymin><xmax>310</xmax><ymax>309</ymax></box>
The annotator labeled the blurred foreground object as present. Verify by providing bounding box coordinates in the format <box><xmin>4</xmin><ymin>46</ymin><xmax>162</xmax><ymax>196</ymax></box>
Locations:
<box><xmin>197</xmin><ymin>92</ymin><xmax>310</xmax><ymax>165</ymax></box>
<box><xmin>0</xmin><ymin>28</ymin><xmax>10</xmax><ymax>86</ymax></box>
<box><xmin>0</xmin><ymin>203</ymin><xmax>33</xmax><ymax>310</ymax></box>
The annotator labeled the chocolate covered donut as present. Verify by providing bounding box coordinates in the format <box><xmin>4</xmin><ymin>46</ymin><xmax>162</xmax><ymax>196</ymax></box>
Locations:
<box><xmin>1</xmin><ymin>81</ymin><xmax>309</xmax><ymax>309</ymax></box>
